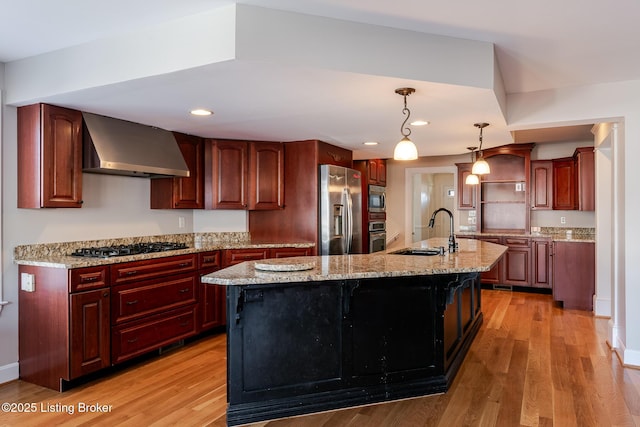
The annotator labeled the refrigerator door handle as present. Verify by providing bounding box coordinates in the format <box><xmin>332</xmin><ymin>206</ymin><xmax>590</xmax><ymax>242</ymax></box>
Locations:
<box><xmin>345</xmin><ymin>188</ymin><xmax>353</xmax><ymax>253</ymax></box>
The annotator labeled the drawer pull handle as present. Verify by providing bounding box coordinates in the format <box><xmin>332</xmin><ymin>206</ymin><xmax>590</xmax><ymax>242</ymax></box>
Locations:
<box><xmin>178</xmin><ymin>288</ymin><xmax>190</xmax><ymax>293</ymax></box>
<box><xmin>127</xmin><ymin>338</ymin><xmax>138</xmax><ymax>343</ymax></box>
<box><xmin>204</xmin><ymin>257</ymin><xmax>215</xmax><ymax>263</ymax></box>
<box><xmin>178</xmin><ymin>263</ymin><xmax>190</xmax><ymax>267</ymax></box>
<box><xmin>125</xmin><ymin>271</ymin><xmax>138</xmax><ymax>276</ymax></box>
<box><xmin>126</xmin><ymin>300</ymin><xmax>138</xmax><ymax>305</ymax></box>
<box><xmin>83</xmin><ymin>277</ymin><xmax>98</xmax><ymax>282</ymax></box>
<box><xmin>179</xmin><ymin>322</ymin><xmax>190</xmax><ymax>327</ymax></box>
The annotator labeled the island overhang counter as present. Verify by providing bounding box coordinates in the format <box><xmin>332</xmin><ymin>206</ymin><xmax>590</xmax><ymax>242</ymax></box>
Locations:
<box><xmin>202</xmin><ymin>237</ymin><xmax>506</xmax><ymax>426</ymax></box>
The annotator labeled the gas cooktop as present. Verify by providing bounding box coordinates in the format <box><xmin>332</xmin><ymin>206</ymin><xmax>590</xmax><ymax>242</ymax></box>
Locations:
<box><xmin>70</xmin><ymin>242</ymin><xmax>188</xmax><ymax>258</ymax></box>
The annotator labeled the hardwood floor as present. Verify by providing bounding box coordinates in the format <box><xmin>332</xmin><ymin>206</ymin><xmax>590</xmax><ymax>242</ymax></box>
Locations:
<box><xmin>1</xmin><ymin>290</ymin><xmax>639</xmax><ymax>426</ymax></box>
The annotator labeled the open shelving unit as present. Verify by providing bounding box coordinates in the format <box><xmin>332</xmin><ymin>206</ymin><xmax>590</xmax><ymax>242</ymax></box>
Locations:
<box><xmin>476</xmin><ymin>144</ymin><xmax>533</xmax><ymax>233</ymax></box>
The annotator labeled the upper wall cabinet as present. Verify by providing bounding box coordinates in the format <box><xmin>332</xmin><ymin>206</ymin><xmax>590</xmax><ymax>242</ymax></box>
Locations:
<box><xmin>205</xmin><ymin>139</ymin><xmax>284</xmax><ymax>210</ymax></box>
<box><xmin>530</xmin><ymin>160</ymin><xmax>553</xmax><ymax>210</ymax></box>
<box><xmin>18</xmin><ymin>104</ymin><xmax>83</xmax><ymax>208</ymax></box>
<box><xmin>248</xmin><ymin>142</ymin><xmax>284</xmax><ymax>210</ymax></box>
<box><xmin>357</xmin><ymin>159</ymin><xmax>386</xmax><ymax>186</ymax></box>
<box><xmin>150</xmin><ymin>132</ymin><xmax>204</xmax><ymax>209</ymax></box>
<box><xmin>574</xmin><ymin>147</ymin><xmax>595</xmax><ymax>211</ymax></box>
<box><xmin>205</xmin><ymin>139</ymin><xmax>249</xmax><ymax>210</ymax></box>
<box><xmin>552</xmin><ymin>158</ymin><xmax>576</xmax><ymax>210</ymax></box>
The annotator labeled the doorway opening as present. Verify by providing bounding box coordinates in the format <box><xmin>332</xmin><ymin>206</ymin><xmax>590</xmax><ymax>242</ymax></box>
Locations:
<box><xmin>404</xmin><ymin>166</ymin><xmax>457</xmax><ymax>246</ymax></box>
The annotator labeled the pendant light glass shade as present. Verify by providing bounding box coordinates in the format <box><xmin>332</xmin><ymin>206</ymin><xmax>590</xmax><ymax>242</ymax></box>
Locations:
<box><xmin>465</xmin><ymin>173</ymin><xmax>479</xmax><ymax>185</ymax></box>
<box><xmin>394</xmin><ymin>136</ymin><xmax>418</xmax><ymax>160</ymax></box>
<box><xmin>471</xmin><ymin>123</ymin><xmax>491</xmax><ymax>175</ymax></box>
<box><xmin>393</xmin><ymin>87</ymin><xmax>418</xmax><ymax>161</ymax></box>
<box><xmin>471</xmin><ymin>157</ymin><xmax>490</xmax><ymax>175</ymax></box>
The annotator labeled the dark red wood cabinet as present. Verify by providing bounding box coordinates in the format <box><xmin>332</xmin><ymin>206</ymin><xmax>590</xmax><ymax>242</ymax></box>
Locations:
<box><xmin>198</xmin><ymin>251</ymin><xmax>225</xmax><ymax>331</ymax></box>
<box><xmin>362</xmin><ymin>159</ymin><xmax>386</xmax><ymax>186</ymax></box>
<box><xmin>574</xmin><ymin>147</ymin><xmax>595</xmax><ymax>211</ymax></box>
<box><xmin>502</xmin><ymin>237</ymin><xmax>531</xmax><ymax>286</ymax></box>
<box><xmin>248</xmin><ymin>142</ymin><xmax>284</xmax><ymax>210</ymax></box>
<box><xmin>69</xmin><ymin>288</ymin><xmax>111</xmax><ymax>379</ymax></box>
<box><xmin>530</xmin><ymin>160</ymin><xmax>553</xmax><ymax>210</ymax></box>
<box><xmin>150</xmin><ymin>132</ymin><xmax>205</xmax><ymax>209</ymax></box>
<box><xmin>19</xmin><ymin>265</ymin><xmax>110</xmax><ymax>391</ymax></box>
<box><xmin>205</xmin><ymin>139</ymin><xmax>284</xmax><ymax>211</ymax></box>
<box><xmin>205</xmin><ymin>139</ymin><xmax>249</xmax><ymax>209</ymax></box>
<box><xmin>532</xmin><ymin>238</ymin><xmax>552</xmax><ymax>288</ymax></box>
<box><xmin>552</xmin><ymin>241</ymin><xmax>595</xmax><ymax>310</ymax></box>
<box><xmin>552</xmin><ymin>158</ymin><xmax>576</xmax><ymax>210</ymax></box>
<box><xmin>18</xmin><ymin>103</ymin><xmax>83</xmax><ymax>208</ymax></box>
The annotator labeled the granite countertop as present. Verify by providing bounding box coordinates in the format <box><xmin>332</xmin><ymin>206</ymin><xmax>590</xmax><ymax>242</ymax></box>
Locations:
<box><xmin>456</xmin><ymin>227</ymin><xmax>595</xmax><ymax>243</ymax></box>
<box><xmin>202</xmin><ymin>237</ymin><xmax>507</xmax><ymax>286</ymax></box>
<box><xmin>13</xmin><ymin>232</ymin><xmax>314</xmax><ymax>269</ymax></box>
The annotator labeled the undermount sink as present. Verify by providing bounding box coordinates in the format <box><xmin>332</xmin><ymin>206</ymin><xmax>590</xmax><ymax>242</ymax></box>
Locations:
<box><xmin>389</xmin><ymin>248</ymin><xmax>443</xmax><ymax>256</ymax></box>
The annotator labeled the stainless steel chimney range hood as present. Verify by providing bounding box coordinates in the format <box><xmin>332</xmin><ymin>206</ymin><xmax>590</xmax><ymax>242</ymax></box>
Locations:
<box><xmin>82</xmin><ymin>112</ymin><xmax>190</xmax><ymax>178</ymax></box>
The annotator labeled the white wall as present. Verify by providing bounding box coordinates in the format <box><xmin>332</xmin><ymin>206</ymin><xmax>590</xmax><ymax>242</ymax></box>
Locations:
<box><xmin>0</xmin><ymin>104</ymin><xmax>249</xmax><ymax>383</ymax></box>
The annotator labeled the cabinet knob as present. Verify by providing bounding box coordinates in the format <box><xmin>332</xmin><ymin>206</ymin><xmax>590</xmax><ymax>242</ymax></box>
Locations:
<box><xmin>103</xmin><ymin>292</ymin><xmax>109</xmax><ymax>298</ymax></box>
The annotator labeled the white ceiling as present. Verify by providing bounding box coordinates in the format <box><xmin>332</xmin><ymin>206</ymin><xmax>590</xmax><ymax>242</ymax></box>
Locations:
<box><xmin>2</xmin><ymin>0</ymin><xmax>637</xmax><ymax>159</ymax></box>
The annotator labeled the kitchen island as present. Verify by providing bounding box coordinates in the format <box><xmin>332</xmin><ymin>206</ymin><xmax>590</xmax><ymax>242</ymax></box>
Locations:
<box><xmin>202</xmin><ymin>237</ymin><xmax>506</xmax><ymax>426</ymax></box>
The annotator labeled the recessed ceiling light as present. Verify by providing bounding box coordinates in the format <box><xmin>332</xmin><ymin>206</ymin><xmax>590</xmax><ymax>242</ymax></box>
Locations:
<box><xmin>190</xmin><ymin>109</ymin><xmax>213</xmax><ymax>116</ymax></box>
<box><xmin>411</xmin><ymin>120</ymin><xmax>429</xmax><ymax>126</ymax></box>
<box><xmin>363</xmin><ymin>141</ymin><xmax>379</xmax><ymax>146</ymax></box>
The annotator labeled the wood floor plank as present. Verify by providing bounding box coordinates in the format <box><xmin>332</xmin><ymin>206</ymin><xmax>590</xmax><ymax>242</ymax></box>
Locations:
<box><xmin>2</xmin><ymin>290</ymin><xmax>640</xmax><ymax>427</ymax></box>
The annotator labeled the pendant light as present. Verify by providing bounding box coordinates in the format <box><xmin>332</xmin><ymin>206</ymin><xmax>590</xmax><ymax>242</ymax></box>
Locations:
<box><xmin>471</xmin><ymin>123</ymin><xmax>491</xmax><ymax>175</ymax></box>
<box><xmin>393</xmin><ymin>88</ymin><xmax>418</xmax><ymax>160</ymax></box>
<box><xmin>465</xmin><ymin>146</ymin><xmax>480</xmax><ymax>185</ymax></box>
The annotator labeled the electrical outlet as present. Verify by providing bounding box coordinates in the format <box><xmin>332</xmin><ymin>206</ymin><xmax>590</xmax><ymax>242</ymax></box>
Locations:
<box><xmin>21</xmin><ymin>273</ymin><xmax>35</xmax><ymax>292</ymax></box>
<box><xmin>468</xmin><ymin>210</ymin><xmax>476</xmax><ymax>217</ymax></box>
<box><xmin>560</xmin><ymin>216</ymin><xmax>566</xmax><ymax>224</ymax></box>
<box><xmin>468</xmin><ymin>217</ymin><xmax>476</xmax><ymax>224</ymax></box>
<box><xmin>178</xmin><ymin>216</ymin><xmax>185</xmax><ymax>229</ymax></box>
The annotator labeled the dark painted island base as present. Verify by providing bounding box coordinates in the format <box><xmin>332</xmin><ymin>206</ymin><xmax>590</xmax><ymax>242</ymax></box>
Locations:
<box><xmin>223</xmin><ymin>272</ymin><xmax>482</xmax><ymax>426</ymax></box>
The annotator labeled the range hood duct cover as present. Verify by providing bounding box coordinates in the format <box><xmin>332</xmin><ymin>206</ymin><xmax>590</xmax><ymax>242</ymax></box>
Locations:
<box><xmin>82</xmin><ymin>112</ymin><xmax>190</xmax><ymax>178</ymax></box>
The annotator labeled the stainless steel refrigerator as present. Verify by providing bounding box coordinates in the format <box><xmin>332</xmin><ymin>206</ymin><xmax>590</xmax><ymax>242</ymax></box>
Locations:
<box><xmin>319</xmin><ymin>164</ymin><xmax>363</xmax><ymax>255</ymax></box>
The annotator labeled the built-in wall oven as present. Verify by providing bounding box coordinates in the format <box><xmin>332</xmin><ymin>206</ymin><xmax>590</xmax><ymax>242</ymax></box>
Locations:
<box><xmin>369</xmin><ymin>221</ymin><xmax>386</xmax><ymax>253</ymax></box>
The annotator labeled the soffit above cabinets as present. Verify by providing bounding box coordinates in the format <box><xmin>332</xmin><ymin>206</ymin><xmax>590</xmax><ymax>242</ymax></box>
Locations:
<box><xmin>511</xmin><ymin>125</ymin><xmax>594</xmax><ymax>144</ymax></box>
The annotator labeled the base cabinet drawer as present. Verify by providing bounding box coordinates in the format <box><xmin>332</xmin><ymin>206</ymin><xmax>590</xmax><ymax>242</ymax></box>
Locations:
<box><xmin>111</xmin><ymin>306</ymin><xmax>197</xmax><ymax>364</ymax></box>
<box><xmin>111</xmin><ymin>273</ymin><xmax>197</xmax><ymax>324</ymax></box>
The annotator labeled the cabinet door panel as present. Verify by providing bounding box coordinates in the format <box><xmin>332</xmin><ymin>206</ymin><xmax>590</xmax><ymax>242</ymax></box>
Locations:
<box><xmin>531</xmin><ymin>160</ymin><xmax>553</xmax><ymax>210</ymax></box>
<box><xmin>552</xmin><ymin>242</ymin><xmax>595</xmax><ymax>310</ymax></box>
<box><xmin>70</xmin><ymin>288</ymin><xmax>110</xmax><ymax>378</ymax></box>
<box><xmin>206</xmin><ymin>140</ymin><xmax>248</xmax><ymax>209</ymax></box>
<box><xmin>532</xmin><ymin>239</ymin><xmax>552</xmax><ymax>288</ymax></box>
<box><xmin>231</xmin><ymin>284</ymin><xmax>343</xmax><ymax>395</ymax></box>
<box><xmin>249</xmin><ymin>142</ymin><xmax>284</xmax><ymax>210</ymax></box>
<box><xmin>350</xmin><ymin>279</ymin><xmax>438</xmax><ymax>379</ymax></box>
<box><xmin>18</xmin><ymin>104</ymin><xmax>83</xmax><ymax>208</ymax></box>
<box><xmin>553</xmin><ymin>159</ymin><xmax>576</xmax><ymax>210</ymax></box>
<box><xmin>503</xmin><ymin>248</ymin><xmax>531</xmax><ymax>285</ymax></box>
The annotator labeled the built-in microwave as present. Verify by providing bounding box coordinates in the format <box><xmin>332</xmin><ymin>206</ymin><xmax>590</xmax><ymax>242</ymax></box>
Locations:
<box><xmin>368</xmin><ymin>185</ymin><xmax>386</xmax><ymax>213</ymax></box>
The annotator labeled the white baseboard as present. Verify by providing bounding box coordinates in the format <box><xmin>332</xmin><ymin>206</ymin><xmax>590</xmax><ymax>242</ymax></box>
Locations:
<box><xmin>0</xmin><ymin>362</ymin><xmax>19</xmax><ymax>385</ymax></box>
<box><xmin>623</xmin><ymin>348</ymin><xmax>640</xmax><ymax>368</ymax></box>
<box><xmin>594</xmin><ymin>296</ymin><xmax>611</xmax><ymax>317</ymax></box>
